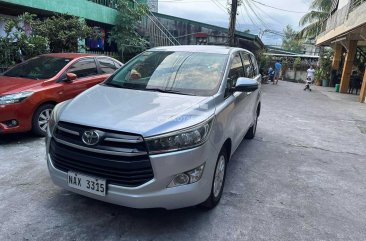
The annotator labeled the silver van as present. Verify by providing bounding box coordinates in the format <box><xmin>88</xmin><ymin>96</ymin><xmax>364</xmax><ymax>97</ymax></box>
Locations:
<box><xmin>46</xmin><ymin>46</ymin><xmax>262</xmax><ymax>210</ymax></box>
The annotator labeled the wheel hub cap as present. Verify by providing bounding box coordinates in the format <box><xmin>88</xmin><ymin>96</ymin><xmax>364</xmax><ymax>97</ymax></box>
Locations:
<box><xmin>213</xmin><ymin>155</ymin><xmax>226</xmax><ymax>198</ymax></box>
<box><xmin>38</xmin><ymin>109</ymin><xmax>52</xmax><ymax>132</ymax></box>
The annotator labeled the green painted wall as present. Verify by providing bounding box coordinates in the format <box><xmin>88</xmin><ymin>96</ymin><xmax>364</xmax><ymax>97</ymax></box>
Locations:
<box><xmin>0</xmin><ymin>0</ymin><xmax>147</xmax><ymax>25</ymax></box>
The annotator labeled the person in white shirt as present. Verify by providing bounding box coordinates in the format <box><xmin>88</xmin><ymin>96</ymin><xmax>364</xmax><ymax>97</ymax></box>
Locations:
<box><xmin>304</xmin><ymin>65</ymin><xmax>315</xmax><ymax>91</ymax></box>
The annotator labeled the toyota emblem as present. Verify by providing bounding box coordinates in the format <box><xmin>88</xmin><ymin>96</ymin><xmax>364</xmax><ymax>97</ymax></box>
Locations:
<box><xmin>82</xmin><ymin>130</ymin><xmax>100</xmax><ymax>146</ymax></box>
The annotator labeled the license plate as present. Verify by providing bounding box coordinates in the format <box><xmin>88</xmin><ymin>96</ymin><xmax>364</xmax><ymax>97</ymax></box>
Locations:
<box><xmin>67</xmin><ymin>171</ymin><xmax>106</xmax><ymax>196</ymax></box>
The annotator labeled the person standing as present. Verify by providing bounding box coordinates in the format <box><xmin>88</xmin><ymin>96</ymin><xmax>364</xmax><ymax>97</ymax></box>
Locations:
<box><xmin>274</xmin><ymin>60</ymin><xmax>282</xmax><ymax>85</ymax></box>
<box><xmin>304</xmin><ymin>65</ymin><xmax>315</xmax><ymax>91</ymax></box>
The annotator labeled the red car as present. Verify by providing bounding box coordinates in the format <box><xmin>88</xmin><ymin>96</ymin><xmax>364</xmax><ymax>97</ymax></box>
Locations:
<box><xmin>0</xmin><ymin>53</ymin><xmax>122</xmax><ymax>136</ymax></box>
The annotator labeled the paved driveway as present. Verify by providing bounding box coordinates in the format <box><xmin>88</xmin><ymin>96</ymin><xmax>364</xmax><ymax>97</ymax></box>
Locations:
<box><xmin>1</xmin><ymin>81</ymin><xmax>366</xmax><ymax>241</ymax></box>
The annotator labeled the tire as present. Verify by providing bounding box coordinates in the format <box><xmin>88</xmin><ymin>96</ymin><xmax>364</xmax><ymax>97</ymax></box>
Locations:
<box><xmin>245</xmin><ymin>112</ymin><xmax>258</xmax><ymax>139</ymax></box>
<box><xmin>200</xmin><ymin>147</ymin><xmax>228</xmax><ymax>209</ymax></box>
<box><xmin>32</xmin><ymin>104</ymin><xmax>55</xmax><ymax>136</ymax></box>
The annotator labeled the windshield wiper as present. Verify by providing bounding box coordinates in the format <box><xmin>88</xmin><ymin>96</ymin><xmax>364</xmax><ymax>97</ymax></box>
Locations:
<box><xmin>145</xmin><ymin>88</ymin><xmax>194</xmax><ymax>96</ymax></box>
<box><xmin>103</xmin><ymin>82</ymin><xmax>123</xmax><ymax>88</ymax></box>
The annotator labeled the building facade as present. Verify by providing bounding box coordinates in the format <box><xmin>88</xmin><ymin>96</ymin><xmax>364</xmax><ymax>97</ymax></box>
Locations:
<box><xmin>316</xmin><ymin>0</ymin><xmax>366</xmax><ymax>103</ymax></box>
<box><xmin>0</xmin><ymin>0</ymin><xmax>263</xmax><ymax>58</ymax></box>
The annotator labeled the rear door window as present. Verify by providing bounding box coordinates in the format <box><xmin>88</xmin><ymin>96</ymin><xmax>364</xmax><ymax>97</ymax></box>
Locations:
<box><xmin>98</xmin><ymin>57</ymin><xmax>119</xmax><ymax>74</ymax></box>
<box><xmin>68</xmin><ymin>58</ymin><xmax>98</xmax><ymax>78</ymax></box>
<box><xmin>225</xmin><ymin>53</ymin><xmax>245</xmax><ymax>97</ymax></box>
<box><xmin>241</xmin><ymin>53</ymin><xmax>255</xmax><ymax>78</ymax></box>
<box><xmin>250</xmin><ymin>54</ymin><xmax>259</xmax><ymax>76</ymax></box>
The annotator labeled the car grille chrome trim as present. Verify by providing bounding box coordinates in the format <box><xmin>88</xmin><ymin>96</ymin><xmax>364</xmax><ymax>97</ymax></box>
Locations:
<box><xmin>104</xmin><ymin>137</ymin><xmax>143</xmax><ymax>144</ymax></box>
<box><xmin>57</xmin><ymin>126</ymin><xmax>80</xmax><ymax>136</ymax></box>
<box><xmin>50</xmin><ymin>121</ymin><xmax>154</xmax><ymax>187</ymax></box>
<box><xmin>49</xmin><ymin>139</ymin><xmax>154</xmax><ymax>187</ymax></box>
<box><xmin>53</xmin><ymin>137</ymin><xmax>148</xmax><ymax>157</ymax></box>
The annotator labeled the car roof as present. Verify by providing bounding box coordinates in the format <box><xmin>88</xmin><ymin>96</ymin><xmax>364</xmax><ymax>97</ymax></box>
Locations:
<box><xmin>42</xmin><ymin>53</ymin><xmax>98</xmax><ymax>59</ymax></box>
<box><xmin>149</xmin><ymin>45</ymin><xmax>250</xmax><ymax>55</ymax></box>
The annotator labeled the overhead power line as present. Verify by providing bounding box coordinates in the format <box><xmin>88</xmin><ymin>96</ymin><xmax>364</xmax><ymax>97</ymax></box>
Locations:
<box><xmin>209</xmin><ymin>0</ymin><xmax>228</xmax><ymax>14</ymax></box>
<box><xmin>244</xmin><ymin>0</ymin><xmax>269</xmax><ymax>29</ymax></box>
<box><xmin>241</xmin><ymin>1</ymin><xmax>261</xmax><ymax>31</ymax></box>
<box><xmin>249</xmin><ymin>0</ymin><xmax>307</xmax><ymax>14</ymax></box>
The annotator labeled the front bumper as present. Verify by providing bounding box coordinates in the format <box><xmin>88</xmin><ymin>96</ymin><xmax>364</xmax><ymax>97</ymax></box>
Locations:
<box><xmin>46</xmin><ymin>139</ymin><xmax>218</xmax><ymax>210</ymax></box>
<box><xmin>0</xmin><ymin>102</ymin><xmax>33</xmax><ymax>134</ymax></box>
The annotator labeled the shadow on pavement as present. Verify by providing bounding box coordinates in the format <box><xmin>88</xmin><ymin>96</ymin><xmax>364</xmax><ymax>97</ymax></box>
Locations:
<box><xmin>0</xmin><ymin>132</ymin><xmax>43</xmax><ymax>145</ymax></box>
<box><xmin>44</xmin><ymin>188</ymin><xmax>209</xmax><ymax>238</ymax></box>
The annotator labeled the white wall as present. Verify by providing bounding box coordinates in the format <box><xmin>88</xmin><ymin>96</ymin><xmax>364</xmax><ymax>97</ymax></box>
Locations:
<box><xmin>338</xmin><ymin>0</ymin><xmax>350</xmax><ymax>9</ymax></box>
<box><xmin>285</xmin><ymin>69</ymin><xmax>308</xmax><ymax>82</ymax></box>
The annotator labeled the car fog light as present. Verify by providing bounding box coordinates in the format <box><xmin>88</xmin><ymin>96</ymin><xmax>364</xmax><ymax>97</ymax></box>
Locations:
<box><xmin>168</xmin><ymin>173</ymin><xmax>190</xmax><ymax>188</ymax></box>
<box><xmin>4</xmin><ymin>119</ymin><xmax>18</xmax><ymax>127</ymax></box>
<box><xmin>168</xmin><ymin>164</ymin><xmax>205</xmax><ymax>188</ymax></box>
<box><xmin>187</xmin><ymin>164</ymin><xmax>205</xmax><ymax>183</ymax></box>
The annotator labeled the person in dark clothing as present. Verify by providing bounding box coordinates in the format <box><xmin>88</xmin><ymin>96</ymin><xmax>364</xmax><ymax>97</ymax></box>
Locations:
<box><xmin>349</xmin><ymin>71</ymin><xmax>362</xmax><ymax>94</ymax></box>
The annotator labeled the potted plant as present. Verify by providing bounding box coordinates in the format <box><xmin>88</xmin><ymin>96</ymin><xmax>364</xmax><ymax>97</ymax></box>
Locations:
<box><xmin>318</xmin><ymin>49</ymin><xmax>333</xmax><ymax>87</ymax></box>
<box><xmin>315</xmin><ymin>69</ymin><xmax>323</xmax><ymax>86</ymax></box>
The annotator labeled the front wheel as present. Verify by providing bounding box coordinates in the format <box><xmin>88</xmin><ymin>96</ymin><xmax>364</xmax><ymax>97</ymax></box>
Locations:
<box><xmin>32</xmin><ymin>104</ymin><xmax>55</xmax><ymax>136</ymax></box>
<box><xmin>200</xmin><ymin>148</ymin><xmax>228</xmax><ymax>209</ymax></box>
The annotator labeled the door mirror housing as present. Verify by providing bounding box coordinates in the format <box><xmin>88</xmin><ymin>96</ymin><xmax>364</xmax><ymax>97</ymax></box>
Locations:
<box><xmin>65</xmin><ymin>73</ymin><xmax>77</xmax><ymax>82</ymax></box>
<box><xmin>235</xmin><ymin>77</ymin><xmax>258</xmax><ymax>92</ymax></box>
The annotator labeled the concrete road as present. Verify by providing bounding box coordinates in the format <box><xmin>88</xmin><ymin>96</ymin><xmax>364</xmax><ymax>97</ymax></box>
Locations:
<box><xmin>1</xmin><ymin>81</ymin><xmax>366</xmax><ymax>241</ymax></box>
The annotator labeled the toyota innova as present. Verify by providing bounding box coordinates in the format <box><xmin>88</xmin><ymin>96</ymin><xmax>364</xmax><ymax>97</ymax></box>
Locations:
<box><xmin>46</xmin><ymin>46</ymin><xmax>261</xmax><ymax>209</ymax></box>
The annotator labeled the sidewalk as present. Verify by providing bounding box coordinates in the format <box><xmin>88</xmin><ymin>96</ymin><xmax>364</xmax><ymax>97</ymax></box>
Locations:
<box><xmin>313</xmin><ymin>84</ymin><xmax>362</xmax><ymax>103</ymax></box>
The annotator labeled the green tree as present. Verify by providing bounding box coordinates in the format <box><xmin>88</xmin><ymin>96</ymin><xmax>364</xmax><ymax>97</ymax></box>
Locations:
<box><xmin>109</xmin><ymin>0</ymin><xmax>148</xmax><ymax>60</ymax></box>
<box><xmin>0</xmin><ymin>13</ymin><xmax>49</xmax><ymax>66</ymax></box>
<box><xmin>293</xmin><ymin>57</ymin><xmax>302</xmax><ymax>81</ymax></box>
<box><xmin>33</xmin><ymin>14</ymin><xmax>96</xmax><ymax>52</ymax></box>
<box><xmin>298</xmin><ymin>0</ymin><xmax>332</xmax><ymax>38</ymax></box>
<box><xmin>282</xmin><ymin>25</ymin><xmax>303</xmax><ymax>53</ymax></box>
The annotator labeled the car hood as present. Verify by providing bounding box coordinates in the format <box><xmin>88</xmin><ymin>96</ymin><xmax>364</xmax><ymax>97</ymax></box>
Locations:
<box><xmin>0</xmin><ymin>76</ymin><xmax>43</xmax><ymax>94</ymax></box>
<box><xmin>59</xmin><ymin>85</ymin><xmax>216</xmax><ymax>137</ymax></box>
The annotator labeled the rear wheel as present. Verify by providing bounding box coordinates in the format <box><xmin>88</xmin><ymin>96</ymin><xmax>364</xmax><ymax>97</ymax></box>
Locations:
<box><xmin>32</xmin><ymin>104</ymin><xmax>55</xmax><ymax>136</ymax></box>
<box><xmin>200</xmin><ymin>147</ymin><xmax>228</xmax><ymax>209</ymax></box>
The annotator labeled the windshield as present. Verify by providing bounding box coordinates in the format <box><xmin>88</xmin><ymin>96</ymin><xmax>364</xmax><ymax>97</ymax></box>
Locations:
<box><xmin>4</xmin><ymin>56</ymin><xmax>72</xmax><ymax>80</ymax></box>
<box><xmin>104</xmin><ymin>51</ymin><xmax>227</xmax><ymax>96</ymax></box>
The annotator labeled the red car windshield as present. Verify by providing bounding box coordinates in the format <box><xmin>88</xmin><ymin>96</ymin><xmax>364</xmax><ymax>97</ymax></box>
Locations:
<box><xmin>3</xmin><ymin>56</ymin><xmax>72</xmax><ymax>80</ymax></box>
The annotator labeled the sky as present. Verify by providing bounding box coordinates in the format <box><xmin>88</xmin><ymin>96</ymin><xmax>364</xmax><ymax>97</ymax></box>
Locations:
<box><xmin>157</xmin><ymin>0</ymin><xmax>311</xmax><ymax>45</ymax></box>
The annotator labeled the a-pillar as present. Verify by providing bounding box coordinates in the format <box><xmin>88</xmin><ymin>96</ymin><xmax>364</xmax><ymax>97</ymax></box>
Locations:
<box><xmin>340</xmin><ymin>40</ymin><xmax>358</xmax><ymax>93</ymax></box>
<box><xmin>360</xmin><ymin>71</ymin><xmax>366</xmax><ymax>103</ymax></box>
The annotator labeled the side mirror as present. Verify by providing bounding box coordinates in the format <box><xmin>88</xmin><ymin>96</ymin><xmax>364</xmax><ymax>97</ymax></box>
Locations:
<box><xmin>235</xmin><ymin>77</ymin><xmax>259</xmax><ymax>92</ymax></box>
<box><xmin>65</xmin><ymin>73</ymin><xmax>77</xmax><ymax>82</ymax></box>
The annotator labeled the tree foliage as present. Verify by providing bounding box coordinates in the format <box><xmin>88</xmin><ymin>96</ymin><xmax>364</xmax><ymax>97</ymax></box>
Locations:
<box><xmin>282</xmin><ymin>25</ymin><xmax>303</xmax><ymax>53</ymax></box>
<box><xmin>293</xmin><ymin>57</ymin><xmax>302</xmax><ymax>69</ymax></box>
<box><xmin>0</xmin><ymin>13</ymin><xmax>97</xmax><ymax>67</ymax></box>
<box><xmin>319</xmin><ymin>48</ymin><xmax>333</xmax><ymax>80</ymax></box>
<box><xmin>0</xmin><ymin>13</ymin><xmax>48</xmax><ymax>66</ymax></box>
<box><xmin>298</xmin><ymin>0</ymin><xmax>332</xmax><ymax>38</ymax></box>
<box><xmin>109</xmin><ymin>0</ymin><xmax>148</xmax><ymax>58</ymax></box>
<box><xmin>33</xmin><ymin>14</ymin><xmax>97</xmax><ymax>53</ymax></box>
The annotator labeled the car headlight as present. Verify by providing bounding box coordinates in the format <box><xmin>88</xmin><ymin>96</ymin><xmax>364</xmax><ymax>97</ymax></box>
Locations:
<box><xmin>0</xmin><ymin>91</ymin><xmax>34</xmax><ymax>105</ymax></box>
<box><xmin>47</xmin><ymin>110</ymin><xmax>57</xmax><ymax>134</ymax></box>
<box><xmin>146</xmin><ymin>118</ymin><xmax>214</xmax><ymax>154</ymax></box>
<box><xmin>47</xmin><ymin>101</ymin><xmax>68</xmax><ymax>135</ymax></box>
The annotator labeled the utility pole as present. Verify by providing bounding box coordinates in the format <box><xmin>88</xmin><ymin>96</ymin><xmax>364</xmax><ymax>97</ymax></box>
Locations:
<box><xmin>228</xmin><ymin>0</ymin><xmax>238</xmax><ymax>47</ymax></box>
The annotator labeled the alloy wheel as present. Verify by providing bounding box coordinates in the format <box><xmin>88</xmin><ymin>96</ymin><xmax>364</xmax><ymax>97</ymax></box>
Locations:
<box><xmin>213</xmin><ymin>155</ymin><xmax>226</xmax><ymax>198</ymax></box>
<box><xmin>38</xmin><ymin>108</ymin><xmax>52</xmax><ymax>132</ymax></box>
